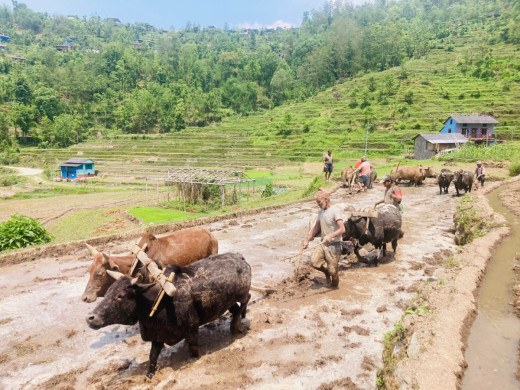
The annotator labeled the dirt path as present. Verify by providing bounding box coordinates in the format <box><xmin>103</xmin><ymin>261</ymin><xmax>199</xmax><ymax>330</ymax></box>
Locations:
<box><xmin>0</xmin><ymin>182</ymin><xmax>459</xmax><ymax>389</ymax></box>
<box><xmin>7</xmin><ymin>166</ymin><xmax>44</xmax><ymax>176</ymax></box>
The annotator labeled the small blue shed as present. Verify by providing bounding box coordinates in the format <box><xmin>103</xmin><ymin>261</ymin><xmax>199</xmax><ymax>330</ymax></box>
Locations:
<box><xmin>60</xmin><ymin>158</ymin><xmax>95</xmax><ymax>180</ymax></box>
<box><xmin>0</xmin><ymin>35</ymin><xmax>10</xmax><ymax>42</ymax></box>
<box><xmin>440</xmin><ymin>115</ymin><xmax>499</xmax><ymax>141</ymax></box>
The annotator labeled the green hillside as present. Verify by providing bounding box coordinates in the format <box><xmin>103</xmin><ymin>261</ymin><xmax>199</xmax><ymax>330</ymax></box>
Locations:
<box><xmin>0</xmin><ymin>0</ymin><xmax>517</xmax><ymax>173</ymax></box>
<box><xmin>20</xmin><ymin>32</ymin><xmax>520</xmax><ymax>173</ymax></box>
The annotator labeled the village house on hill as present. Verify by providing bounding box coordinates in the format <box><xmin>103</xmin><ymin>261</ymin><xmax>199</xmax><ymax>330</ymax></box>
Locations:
<box><xmin>440</xmin><ymin>115</ymin><xmax>499</xmax><ymax>141</ymax></box>
<box><xmin>60</xmin><ymin>158</ymin><xmax>95</xmax><ymax>180</ymax></box>
<box><xmin>413</xmin><ymin>115</ymin><xmax>499</xmax><ymax>159</ymax></box>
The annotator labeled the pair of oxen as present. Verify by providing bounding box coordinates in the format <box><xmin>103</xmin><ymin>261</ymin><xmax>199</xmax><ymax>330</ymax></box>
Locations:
<box><xmin>83</xmin><ymin>227</ymin><xmax>251</xmax><ymax>378</ymax></box>
<box><xmin>437</xmin><ymin>169</ymin><xmax>474</xmax><ymax>196</ymax></box>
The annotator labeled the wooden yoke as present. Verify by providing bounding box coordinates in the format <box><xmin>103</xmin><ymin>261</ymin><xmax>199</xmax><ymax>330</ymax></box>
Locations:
<box><xmin>130</xmin><ymin>243</ymin><xmax>177</xmax><ymax>297</ymax></box>
<box><xmin>129</xmin><ymin>243</ymin><xmax>147</xmax><ymax>276</ymax></box>
<box><xmin>344</xmin><ymin>210</ymin><xmax>378</xmax><ymax>236</ymax></box>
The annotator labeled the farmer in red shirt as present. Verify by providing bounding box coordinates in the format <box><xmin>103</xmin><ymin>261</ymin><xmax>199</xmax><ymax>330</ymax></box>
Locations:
<box><xmin>374</xmin><ymin>175</ymin><xmax>402</xmax><ymax>209</ymax></box>
<box><xmin>354</xmin><ymin>156</ymin><xmax>371</xmax><ymax>192</ymax></box>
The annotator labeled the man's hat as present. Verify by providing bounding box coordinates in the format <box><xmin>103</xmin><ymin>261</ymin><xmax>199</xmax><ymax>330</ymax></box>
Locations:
<box><xmin>476</xmin><ymin>160</ymin><xmax>482</xmax><ymax>164</ymax></box>
<box><xmin>382</xmin><ymin>174</ymin><xmax>392</xmax><ymax>183</ymax></box>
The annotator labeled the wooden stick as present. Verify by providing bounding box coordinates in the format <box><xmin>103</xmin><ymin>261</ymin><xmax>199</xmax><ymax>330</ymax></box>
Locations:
<box><xmin>278</xmin><ymin>244</ymin><xmax>319</xmax><ymax>262</ymax></box>
<box><xmin>293</xmin><ymin>245</ymin><xmax>304</xmax><ymax>282</ymax></box>
<box><xmin>149</xmin><ymin>272</ymin><xmax>173</xmax><ymax>317</ymax></box>
<box><xmin>129</xmin><ymin>243</ymin><xmax>147</xmax><ymax>276</ymax></box>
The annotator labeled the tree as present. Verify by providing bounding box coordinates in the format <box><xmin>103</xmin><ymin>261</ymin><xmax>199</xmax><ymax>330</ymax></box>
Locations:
<box><xmin>270</xmin><ymin>67</ymin><xmax>294</xmax><ymax>106</ymax></box>
<box><xmin>222</xmin><ymin>79</ymin><xmax>258</xmax><ymax>115</ymax></box>
<box><xmin>34</xmin><ymin>87</ymin><xmax>61</xmax><ymax>120</ymax></box>
<box><xmin>13</xmin><ymin>78</ymin><xmax>32</xmax><ymax>105</ymax></box>
<box><xmin>0</xmin><ymin>111</ymin><xmax>11</xmax><ymax>146</ymax></box>
<box><xmin>11</xmin><ymin>104</ymin><xmax>35</xmax><ymax>137</ymax></box>
<box><xmin>52</xmin><ymin>114</ymin><xmax>83</xmax><ymax>147</ymax></box>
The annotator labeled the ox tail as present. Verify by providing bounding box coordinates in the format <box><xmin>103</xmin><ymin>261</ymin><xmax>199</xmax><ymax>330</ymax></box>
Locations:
<box><xmin>250</xmin><ymin>284</ymin><xmax>276</xmax><ymax>294</ymax></box>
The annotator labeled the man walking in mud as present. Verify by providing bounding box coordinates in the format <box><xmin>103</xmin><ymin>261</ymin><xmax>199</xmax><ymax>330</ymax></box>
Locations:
<box><xmin>474</xmin><ymin>160</ymin><xmax>485</xmax><ymax>189</ymax></box>
<box><xmin>303</xmin><ymin>188</ymin><xmax>345</xmax><ymax>288</ymax></box>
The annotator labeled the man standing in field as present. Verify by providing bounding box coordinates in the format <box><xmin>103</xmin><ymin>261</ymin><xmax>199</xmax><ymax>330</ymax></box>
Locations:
<box><xmin>323</xmin><ymin>150</ymin><xmax>334</xmax><ymax>181</ymax></box>
<box><xmin>474</xmin><ymin>161</ymin><xmax>485</xmax><ymax>189</ymax></box>
<box><xmin>303</xmin><ymin>188</ymin><xmax>345</xmax><ymax>288</ymax></box>
<box><xmin>354</xmin><ymin>156</ymin><xmax>371</xmax><ymax>192</ymax></box>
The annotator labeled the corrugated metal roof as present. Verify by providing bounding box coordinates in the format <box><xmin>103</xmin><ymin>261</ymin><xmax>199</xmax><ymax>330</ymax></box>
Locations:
<box><xmin>445</xmin><ymin>115</ymin><xmax>499</xmax><ymax>124</ymax></box>
<box><xmin>414</xmin><ymin>133</ymin><xmax>469</xmax><ymax>144</ymax></box>
<box><xmin>60</xmin><ymin>158</ymin><xmax>93</xmax><ymax>167</ymax></box>
<box><xmin>61</xmin><ymin>163</ymin><xmax>83</xmax><ymax>167</ymax></box>
<box><xmin>64</xmin><ymin>158</ymin><xmax>93</xmax><ymax>164</ymax></box>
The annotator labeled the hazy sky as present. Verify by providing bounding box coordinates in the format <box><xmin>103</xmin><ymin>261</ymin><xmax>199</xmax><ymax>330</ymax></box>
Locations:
<box><xmin>0</xmin><ymin>0</ymin><xmax>366</xmax><ymax>30</ymax></box>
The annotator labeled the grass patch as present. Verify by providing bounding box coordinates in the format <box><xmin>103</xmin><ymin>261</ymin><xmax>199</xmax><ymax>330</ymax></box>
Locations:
<box><xmin>444</xmin><ymin>256</ymin><xmax>461</xmax><ymax>268</ymax></box>
<box><xmin>128</xmin><ymin>207</ymin><xmax>201</xmax><ymax>224</ymax></box>
<box><xmin>453</xmin><ymin>195</ymin><xmax>490</xmax><ymax>245</ymax></box>
<box><xmin>8</xmin><ymin>184</ymin><xmax>107</xmax><ymax>199</ymax></box>
<box><xmin>509</xmin><ymin>161</ymin><xmax>520</xmax><ymax>177</ymax></box>
<box><xmin>440</xmin><ymin>143</ymin><xmax>520</xmax><ymax>163</ymax></box>
<box><xmin>47</xmin><ymin>208</ymin><xmax>136</xmax><ymax>242</ymax></box>
<box><xmin>378</xmin><ymin>320</ymin><xmax>407</xmax><ymax>389</ymax></box>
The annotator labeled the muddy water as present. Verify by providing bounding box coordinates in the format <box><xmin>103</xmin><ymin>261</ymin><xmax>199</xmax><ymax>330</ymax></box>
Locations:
<box><xmin>0</xmin><ymin>184</ymin><xmax>460</xmax><ymax>389</ymax></box>
<box><xmin>462</xmin><ymin>187</ymin><xmax>520</xmax><ymax>390</ymax></box>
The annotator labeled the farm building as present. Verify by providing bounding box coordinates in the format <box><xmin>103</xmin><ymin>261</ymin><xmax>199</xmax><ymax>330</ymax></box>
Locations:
<box><xmin>0</xmin><ymin>34</ymin><xmax>10</xmax><ymax>42</ymax></box>
<box><xmin>56</xmin><ymin>43</ymin><xmax>72</xmax><ymax>51</ymax></box>
<box><xmin>60</xmin><ymin>158</ymin><xmax>95</xmax><ymax>180</ymax></box>
<box><xmin>440</xmin><ymin>115</ymin><xmax>499</xmax><ymax>143</ymax></box>
<box><xmin>413</xmin><ymin>133</ymin><xmax>468</xmax><ymax>160</ymax></box>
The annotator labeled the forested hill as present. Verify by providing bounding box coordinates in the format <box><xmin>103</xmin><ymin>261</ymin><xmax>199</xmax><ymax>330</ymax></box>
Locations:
<box><xmin>0</xmin><ymin>0</ymin><xmax>519</xmax><ymax>152</ymax></box>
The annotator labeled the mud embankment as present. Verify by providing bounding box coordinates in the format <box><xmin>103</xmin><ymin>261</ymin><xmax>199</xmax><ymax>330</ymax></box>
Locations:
<box><xmin>381</xmin><ymin>178</ymin><xmax>518</xmax><ymax>390</ymax></box>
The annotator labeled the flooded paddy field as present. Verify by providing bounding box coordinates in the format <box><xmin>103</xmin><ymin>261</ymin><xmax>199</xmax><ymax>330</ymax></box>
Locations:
<box><xmin>0</xmin><ymin>181</ymin><xmax>487</xmax><ymax>389</ymax></box>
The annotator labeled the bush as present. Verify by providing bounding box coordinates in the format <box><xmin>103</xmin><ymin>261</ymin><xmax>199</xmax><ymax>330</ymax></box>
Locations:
<box><xmin>261</xmin><ymin>183</ymin><xmax>273</xmax><ymax>198</ymax></box>
<box><xmin>0</xmin><ymin>175</ymin><xmax>20</xmax><ymax>186</ymax></box>
<box><xmin>0</xmin><ymin>215</ymin><xmax>53</xmax><ymax>252</ymax></box>
<box><xmin>509</xmin><ymin>161</ymin><xmax>520</xmax><ymax>176</ymax></box>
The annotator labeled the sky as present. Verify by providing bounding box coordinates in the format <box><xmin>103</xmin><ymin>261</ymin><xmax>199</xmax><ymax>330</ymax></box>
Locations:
<box><xmin>0</xmin><ymin>0</ymin><xmax>365</xmax><ymax>30</ymax></box>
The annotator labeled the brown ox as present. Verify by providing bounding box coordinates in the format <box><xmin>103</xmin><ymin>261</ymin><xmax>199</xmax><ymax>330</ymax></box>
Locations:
<box><xmin>81</xmin><ymin>227</ymin><xmax>218</xmax><ymax>303</ymax></box>
<box><xmin>391</xmin><ymin>165</ymin><xmax>434</xmax><ymax>187</ymax></box>
<box><xmin>341</xmin><ymin>166</ymin><xmax>359</xmax><ymax>188</ymax></box>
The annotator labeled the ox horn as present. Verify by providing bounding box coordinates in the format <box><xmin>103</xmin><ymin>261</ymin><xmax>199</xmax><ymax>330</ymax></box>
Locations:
<box><xmin>106</xmin><ymin>270</ymin><xmax>124</xmax><ymax>280</ymax></box>
<box><xmin>102</xmin><ymin>253</ymin><xmax>109</xmax><ymax>265</ymax></box>
<box><xmin>85</xmin><ymin>243</ymin><xmax>99</xmax><ymax>256</ymax></box>
<box><xmin>130</xmin><ymin>274</ymin><xmax>143</xmax><ymax>285</ymax></box>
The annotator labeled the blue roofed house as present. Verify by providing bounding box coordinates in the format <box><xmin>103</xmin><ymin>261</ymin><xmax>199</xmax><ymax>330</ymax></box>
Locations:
<box><xmin>440</xmin><ymin>115</ymin><xmax>499</xmax><ymax>143</ymax></box>
<box><xmin>60</xmin><ymin>158</ymin><xmax>95</xmax><ymax>180</ymax></box>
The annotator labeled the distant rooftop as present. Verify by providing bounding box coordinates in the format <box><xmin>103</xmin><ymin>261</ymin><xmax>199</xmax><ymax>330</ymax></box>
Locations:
<box><xmin>446</xmin><ymin>115</ymin><xmax>499</xmax><ymax>124</ymax></box>
<box><xmin>414</xmin><ymin>133</ymin><xmax>469</xmax><ymax>144</ymax></box>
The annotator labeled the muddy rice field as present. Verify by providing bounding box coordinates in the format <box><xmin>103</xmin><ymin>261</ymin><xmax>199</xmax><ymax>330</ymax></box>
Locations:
<box><xmin>0</xmin><ymin>176</ymin><xmax>516</xmax><ymax>389</ymax></box>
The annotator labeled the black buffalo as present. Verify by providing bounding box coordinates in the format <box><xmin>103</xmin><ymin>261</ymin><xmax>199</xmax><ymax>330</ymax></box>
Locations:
<box><xmin>437</xmin><ymin>169</ymin><xmax>454</xmax><ymax>195</ymax></box>
<box><xmin>452</xmin><ymin>170</ymin><xmax>473</xmax><ymax>196</ymax></box>
<box><xmin>342</xmin><ymin>204</ymin><xmax>403</xmax><ymax>265</ymax></box>
<box><xmin>86</xmin><ymin>253</ymin><xmax>251</xmax><ymax>378</ymax></box>
<box><xmin>367</xmin><ymin>169</ymin><xmax>378</xmax><ymax>189</ymax></box>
